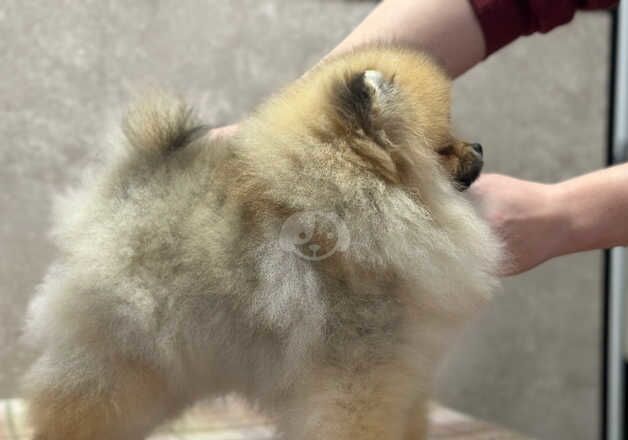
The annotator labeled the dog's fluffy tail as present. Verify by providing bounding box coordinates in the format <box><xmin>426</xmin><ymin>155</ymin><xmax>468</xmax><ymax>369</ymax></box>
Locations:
<box><xmin>122</xmin><ymin>91</ymin><xmax>209</xmax><ymax>157</ymax></box>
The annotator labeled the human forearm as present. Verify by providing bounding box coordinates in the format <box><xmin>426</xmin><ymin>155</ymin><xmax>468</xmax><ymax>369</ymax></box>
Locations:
<box><xmin>556</xmin><ymin>163</ymin><xmax>628</xmax><ymax>256</ymax></box>
<box><xmin>325</xmin><ymin>0</ymin><xmax>486</xmax><ymax>78</ymax></box>
<box><xmin>470</xmin><ymin>166</ymin><xmax>628</xmax><ymax>276</ymax></box>
<box><xmin>324</xmin><ymin>0</ymin><xmax>618</xmax><ymax>78</ymax></box>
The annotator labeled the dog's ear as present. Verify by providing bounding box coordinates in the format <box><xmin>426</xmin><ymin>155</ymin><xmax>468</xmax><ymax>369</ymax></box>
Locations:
<box><xmin>332</xmin><ymin>70</ymin><xmax>401</xmax><ymax>183</ymax></box>
<box><xmin>334</xmin><ymin>70</ymin><xmax>395</xmax><ymax>134</ymax></box>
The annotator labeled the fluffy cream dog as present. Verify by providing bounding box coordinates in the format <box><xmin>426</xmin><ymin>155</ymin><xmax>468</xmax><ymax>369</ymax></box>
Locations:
<box><xmin>23</xmin><ymin>46</ymin><xmax>500</xmax><ymax>440</ymax></box>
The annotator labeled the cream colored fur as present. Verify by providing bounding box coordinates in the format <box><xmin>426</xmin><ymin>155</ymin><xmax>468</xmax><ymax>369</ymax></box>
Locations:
<box><xmin>23</xmin><ymin>47</ymin><xmax>501</xmax><ymax>440</ymax></box>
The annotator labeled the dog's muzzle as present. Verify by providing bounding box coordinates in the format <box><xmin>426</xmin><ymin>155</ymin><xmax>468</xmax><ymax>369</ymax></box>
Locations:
<box><xmin>456</xmin><ymin>143</ymin><xmax>484</xmax><ymax>191</ymax></box>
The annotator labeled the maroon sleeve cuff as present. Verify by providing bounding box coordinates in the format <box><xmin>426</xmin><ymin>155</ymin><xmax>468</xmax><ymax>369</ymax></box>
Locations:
<box><xmin>469</xmin><ymin>0</ymin><xmax>619</xmax><ymax>56</ymax></box>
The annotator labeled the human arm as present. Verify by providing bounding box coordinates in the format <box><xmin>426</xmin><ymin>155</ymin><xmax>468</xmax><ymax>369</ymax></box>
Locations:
<box><xmin>325</xmin><ymin>0</ymin><xmax>618</xmax><ymax>78</ymax></box>
<box><xmin>325</xmin><ymin>0</ymin><xmax>486</xmax><ymax>78</ymax></box>
<box><xmin>470</xmin><ymin>164</ymin><xmax>628</xmax><ymax>276</ymax></box>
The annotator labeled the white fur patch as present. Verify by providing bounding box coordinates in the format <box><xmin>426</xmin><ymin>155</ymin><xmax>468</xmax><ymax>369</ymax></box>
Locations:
<box><xmin>363</xmin><ymin>70</ymin><xmax>385</xmax><ymax>94</ymax></box>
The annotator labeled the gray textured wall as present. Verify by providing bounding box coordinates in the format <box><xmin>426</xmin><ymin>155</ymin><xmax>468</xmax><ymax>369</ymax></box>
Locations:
<box><xmin>0</xmin><ymin>1</ymin><xmax>609</xmax><ymax>439</ymax></box>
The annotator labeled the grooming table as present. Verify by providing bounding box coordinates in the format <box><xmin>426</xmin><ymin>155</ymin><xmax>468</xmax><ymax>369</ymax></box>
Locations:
<box><xmin>0</xmin><ymin>397</ymin><xmax>530</xmax><ymax>439</ymax></box>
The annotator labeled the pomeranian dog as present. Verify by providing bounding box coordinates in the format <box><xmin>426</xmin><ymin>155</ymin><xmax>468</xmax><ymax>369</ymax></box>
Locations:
<box><xmin>23</xmin><ymin>46</ymin><xmax>500</xmax><ymax>440</ymax></box>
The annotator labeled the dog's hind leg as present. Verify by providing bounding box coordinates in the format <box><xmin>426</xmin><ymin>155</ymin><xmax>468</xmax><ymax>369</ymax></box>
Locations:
<box><xmin>26</xmin><ymin>354</ymin><xmax>187</xmax><ymax>440</ymax></box>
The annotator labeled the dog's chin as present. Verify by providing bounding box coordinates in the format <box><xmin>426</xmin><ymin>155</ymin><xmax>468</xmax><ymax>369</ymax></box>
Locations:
<box><xmin>454</xmin><ymin>161</ymin><xmax>483</xmax><ymax>191</ymax></box>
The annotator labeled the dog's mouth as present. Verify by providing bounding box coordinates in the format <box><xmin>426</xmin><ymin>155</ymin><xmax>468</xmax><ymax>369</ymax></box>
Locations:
<box><xmin>455</xmin><ymin>158</ymin><xmax>483</xmax><ymax>191</ymax></box>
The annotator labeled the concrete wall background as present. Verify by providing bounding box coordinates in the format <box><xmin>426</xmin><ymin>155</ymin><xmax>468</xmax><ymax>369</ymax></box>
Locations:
<box><xmin>0</xmin><ymin>1</ymin><xmax>609</xmax><ymax>439</ymax></box>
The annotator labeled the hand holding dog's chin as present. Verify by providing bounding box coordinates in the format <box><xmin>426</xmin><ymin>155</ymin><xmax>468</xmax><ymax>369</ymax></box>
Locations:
<box><xmin>469</xmin><ymin>173</ymin><xmax>570</xmax><ymax>277</ymax></box>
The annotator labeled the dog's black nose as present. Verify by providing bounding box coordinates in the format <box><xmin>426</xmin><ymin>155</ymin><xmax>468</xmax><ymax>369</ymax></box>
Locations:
<box><xmin>471</xmin><ymin>143</ymin><xmax>483</xmax><ymax>156</ymax></box>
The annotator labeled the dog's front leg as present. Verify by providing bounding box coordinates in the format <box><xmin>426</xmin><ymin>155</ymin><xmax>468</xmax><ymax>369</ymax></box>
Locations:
<box><xmin>403</xmin><ymin>397</ymin><xmax>429</xmax><ymax>440</ymax></box>
<box><xmin>280</xmin><ymin>363</ymin><xmax>418</xmax><ymax>440</ymax></box>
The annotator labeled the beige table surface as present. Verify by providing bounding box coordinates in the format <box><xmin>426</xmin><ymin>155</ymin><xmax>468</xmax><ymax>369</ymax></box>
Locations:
<box><xmin>0</xmin><ymin>397</ymin><xmax>530</xmax><ymax>439</ymax></box>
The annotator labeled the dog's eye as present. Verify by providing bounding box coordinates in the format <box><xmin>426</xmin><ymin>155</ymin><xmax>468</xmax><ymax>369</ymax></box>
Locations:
<box><xmin>437</xmin><ymin>145</ymin><xmax>455</xmax><ymax>156</ymax></box>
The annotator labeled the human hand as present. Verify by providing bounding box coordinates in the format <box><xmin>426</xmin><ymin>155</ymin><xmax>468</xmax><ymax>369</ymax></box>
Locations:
<box><xmin>468</xmin><ymin>173</ymin><xmax>569</xmax><ymax>276</ymax></box>
<box><xmin>209</xmin><ymin>123</ymin><xmax>239</xmax><ymax>141</ymax></box>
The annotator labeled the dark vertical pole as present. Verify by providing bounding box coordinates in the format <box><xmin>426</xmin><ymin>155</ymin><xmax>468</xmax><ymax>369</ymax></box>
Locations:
<box><xmin>603</xmin><ymin>3</ymin><xmax>627</xmax><ymax>439</ymax></box>
<box><xmin>602</xmin><ymin>7</ymin><xmax>617</xmax><ymax>440</ymax></box>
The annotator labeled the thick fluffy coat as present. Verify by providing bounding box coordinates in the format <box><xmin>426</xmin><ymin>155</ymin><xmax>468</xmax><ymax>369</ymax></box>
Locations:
<box><xmin>24</xmin><ymin>47</ymin><xmax>500</xmax><ymax>440</ymax></box>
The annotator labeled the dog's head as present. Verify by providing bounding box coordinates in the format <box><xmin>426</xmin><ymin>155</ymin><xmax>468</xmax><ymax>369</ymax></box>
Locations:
<box><xmin>309</xmin><ymin>47</ymin><xmax>483</xmax><ymax>191</ymax></box>
<box><xmin>236</xmin><ymin>46</ymin><xmax>500</xmax><ymax>280</ymax></box>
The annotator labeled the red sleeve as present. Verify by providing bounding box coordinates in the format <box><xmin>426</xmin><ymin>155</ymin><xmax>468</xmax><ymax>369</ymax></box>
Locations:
<box><xmin>468</xmin><ymin>0</ymin><xmax>619</xmax><ymax>56</ymax></box>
